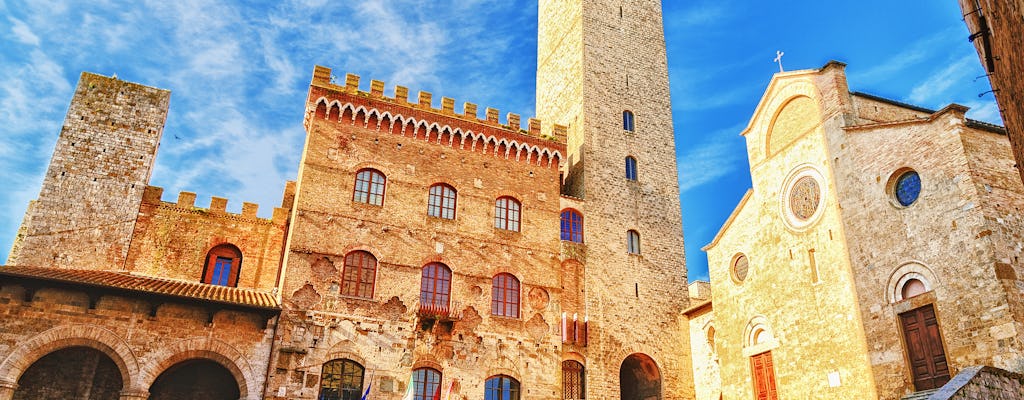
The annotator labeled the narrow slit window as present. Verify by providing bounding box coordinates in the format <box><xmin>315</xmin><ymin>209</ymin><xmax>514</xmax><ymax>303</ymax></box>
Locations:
<box><xmin>625</xmin><ymin>157</ymin><xmax>638</xmax><ymax>181</ymax></box>
<box><xmin>623</xmin><ymin>110</ymin><xmax>635</xmax><ymax>132</ymax></box>
<box><xmin>627</xmin><ymin>230</ymin><xmax>641</xmax><ymax>254</ymax></box>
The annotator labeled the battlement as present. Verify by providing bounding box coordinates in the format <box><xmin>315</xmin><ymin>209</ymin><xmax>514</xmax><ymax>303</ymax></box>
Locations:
<box><xmin>142</xmin><ymin>186</ymin><xmax>289</xmax><ymax>224</ymax></box>
<box><xmin>306</xmin><ymin>66</ymin><xmax>566</xmax><ymax>168</ymax></box>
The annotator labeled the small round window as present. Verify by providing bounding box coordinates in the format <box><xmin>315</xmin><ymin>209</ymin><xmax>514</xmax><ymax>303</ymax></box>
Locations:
<box><xmin>732</xmin><ymin>253</ymin><xmax>749</xmax><ymax>283</ymax></box>
<box><xmin>892</xmin><ymin>170</ymin><xmax>921</xmax><ymax>207</ymax></box>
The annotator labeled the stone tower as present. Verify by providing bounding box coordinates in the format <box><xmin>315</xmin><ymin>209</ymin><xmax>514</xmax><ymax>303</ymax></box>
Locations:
<box><xmin>537</xmin><ymin>1</ymin><xmax>692</xmax><ymax>398</ymax></box>
<box><xmin>7</xmin><ymin>72</ymin><xmax>170</xmax><ymax>270</ymax></box>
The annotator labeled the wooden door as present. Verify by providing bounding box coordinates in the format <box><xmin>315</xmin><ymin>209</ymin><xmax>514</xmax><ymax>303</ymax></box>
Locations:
<box><xmin>900</xmin><ymin>304</ymin><xmax>951</xmax><ymax>390</ymax></box>
<box><xmin>751</xmin><ymin>351</ymin><xmax>778</xmax><ymax>400</ymax></box>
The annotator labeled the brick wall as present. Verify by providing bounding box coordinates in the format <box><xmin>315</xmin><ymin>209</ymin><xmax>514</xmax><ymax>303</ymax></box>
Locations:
<box><xmin>8</xmin><ymin>73</ymin><xmax>169</xmax><ymax>271</ymax></box>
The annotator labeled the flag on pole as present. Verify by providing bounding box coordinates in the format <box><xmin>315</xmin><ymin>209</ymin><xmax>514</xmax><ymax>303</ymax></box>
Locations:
<box><xmin>361</xmin><ymin>369</ymin><xmax>375</xmax><ymax>400</ymax></box>
<box><xmin>401</xmin><ymin>372</ymin><xmax>416</xmax><ymax>400</ymax></box>
<box><xmin>443</xmin><ymin>378</ymin><xmax>459</xmax><ymax>400</ymax></box>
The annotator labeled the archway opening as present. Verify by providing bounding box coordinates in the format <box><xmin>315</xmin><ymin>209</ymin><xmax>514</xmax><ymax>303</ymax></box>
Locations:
<box><xmin>149</xmin><ymin>359</ymin><xmax>241</xmax><ymax>400</ymax></box>
<box><xmin>14</xmin><ymin>346</ymin><xmax>123</xmax><ymax>400</ymax></box>
<box><xmin>619</xmin><ymin>353</ymin><xmax>661</xmax><ymax>400</ymax></box>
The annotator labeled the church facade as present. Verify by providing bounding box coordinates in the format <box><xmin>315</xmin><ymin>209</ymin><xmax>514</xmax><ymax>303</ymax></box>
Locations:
<box><xmin>699</xmin><ymin>61</ymin><xmax>1024</xmax><ymax>400</ymax></box>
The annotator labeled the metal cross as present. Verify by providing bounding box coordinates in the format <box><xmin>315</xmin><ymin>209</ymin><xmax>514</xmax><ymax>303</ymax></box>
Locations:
<box><xmin>774</xmin><ymin>50</ymin><xmax>785</xmax><ymax>72</ymax></box>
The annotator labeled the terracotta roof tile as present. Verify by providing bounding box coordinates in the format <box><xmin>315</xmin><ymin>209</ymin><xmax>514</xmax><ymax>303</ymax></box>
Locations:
<box><xmin>0</xmin><ymin>265</ymin><xmax>279</xmax><ymax>310</ymax></box>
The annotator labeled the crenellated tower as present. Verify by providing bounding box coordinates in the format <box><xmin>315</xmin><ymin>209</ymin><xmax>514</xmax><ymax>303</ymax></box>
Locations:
<box><xmin>538</xmin><ymin>1</ymin><xmax>692</xmax><ymax>398</ymax></box>
<box><xmin>8</xmin><ymin>72</ymin><xmax>170</xmax><ymax>270</ymax></box>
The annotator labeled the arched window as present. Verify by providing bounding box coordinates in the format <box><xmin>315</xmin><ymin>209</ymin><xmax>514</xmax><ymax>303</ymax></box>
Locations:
<box><xmin>485</xmin><ymin>375</ymin><xmax>520</xmax><ymax>400</ymax></box>
<box><xmin>623</xmin><ymin>110</ymin><xmax>635</xmax><ymax>132</ymax></box>
<box><xmin>420</xmin><ymin>263</ymin><xmax>452</xmax><ymax>313</ymax></box>
<box><xmin>319</xmin><ymin>359</ymin><xmax>364</xmax><ymax>400</ymax></box>
<box><xmin>560</xmin><ymin>209</ymin><xmax>584</xmax><ymax>243</ymax></box>
<box><xmin>202</xmin><ymin>244</ymin><xmax>242</xmax><ymax>287</ymax></box>
<box><xmin>353</xmin><ymin>168</ymin><xmax>386</xmax><ymax>206</ymax></box>
<box><xmin>412</xmin><ymin>368</ymin><xmax>442</xmax><ymax>400</ymax></box>
<box><xmin>627</xmin><ymin>230</ymin><xmax>640</xmax><ymax>254</ymax></box>
<box><xmin>491</xmin><ymin>273</ymin><xmax>521</xmax><ymax>318</ymax></box>
<box><xmin>428</xmin><ymin>184</ymin><xmax>457</xmax><ymax>219</ymax></box>
<box><xmin>342</xmin><ymin>251</ymin><xmax>377</xmax><ymax>298</ymax></box>
<box><xmin>494</xmin><ymin>197</ymin><xmax>521</xmax><ymax>232</ymax></box>
<box><xmin>562</xmin><ymin>360</ymin><xmax>585</xmax><ymax>399</ymax></box>
<box><xmin>625</xmin><ymin>157</ymin><xmax>638</xmax><ymax>181</ymax></box>
<box><xmin>902</xmin><ymin>278</ymin><xmax>927</xmax><ymax>299</ymax></box>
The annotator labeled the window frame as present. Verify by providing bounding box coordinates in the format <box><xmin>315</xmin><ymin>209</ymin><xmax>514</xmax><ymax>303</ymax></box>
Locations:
<box><xmin>202</xmin><ymin>244</ymin><xmax>242</xmax><ymax>287</ymax></box>
<box><xmin>341</xmin><ymin>251</ymin><xmax>377</xmax><ymax>299</ymax></box>
<box><xmin>427</xmin><ymin>183</ymin><xmax>458</xmax><ymax>219</ymax></box>
<box><xmin>625</xmin><ymin>156</ymin><xmax>638</xmax><ymax>181</ymax></box>
<box><xmin>491</xmin><ymin>273</ymin><xmax>521</xmax><ymax>318</ymax></box>
<box><xmin>412</xmin><ymin>367</ymin><xmax>442</xmax><ymax>400</ymax></box>
<box><xmin>420</xmin><ymin>263</ymin><xmax>453</xmax><ymax>312</ymax></box>
<box><xmin>623</xmin><ymin>110</ymin><xmax>635</xmax><ymax>132</ymax></box>
<box><xmin>485</xmin><ymin>375</ymin><xmax>521</xmax><ymax>400</ymax></box>
<box><xmin>318</xmin><ymin>359</ymin><xmax>365</xmax><ymax>400</ymax></box>
<box><xmin>560</xmin><ymin>209</ymin><xmax>584</xmax><ymax>243</ymax></box>
<box><xmin>627</xmin><ymin>230</ymin><xmax>641</xmax><ymax>255</ymax></box>
<box><xmin>494</xmin><ymin>196</ymin><xmax>522</xmax><ymax>232</ymax></box>
<box><xmin>562</xmin><ymin>360</ymin><xmax>585</xmax><ymax>400</ymax></box>
<box><xmin>353</xmin><ymin>168</ymin><xmax>387</xmax><ymax>206</ymax></box>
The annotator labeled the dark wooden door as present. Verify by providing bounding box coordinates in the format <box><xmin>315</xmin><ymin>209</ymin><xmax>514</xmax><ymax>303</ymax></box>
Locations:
<box><xmin>751</xmin><ymin>351</ymin><xmax>778</xmax><ymax>400</ymax></box>
<box><xmin>900</xmin><ymin>304</ymin><xmax>951</xmax><ymax>390</ymax></box>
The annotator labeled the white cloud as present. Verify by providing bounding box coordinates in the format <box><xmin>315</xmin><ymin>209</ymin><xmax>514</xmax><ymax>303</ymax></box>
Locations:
<box><xmin>9</xmin><ymin>17</ymin><xmax>39</xmax><ymax>46</ymax></box>
<box><xmin>678</xmin><ymin>123</ymin><xmax>748</xmax><ymax>193</ymax></box>
<box><xmin>907</xmin><ymin>55</ymin><xmax>976</xmax><ymax>105</ymax></box>
<box><xmin>849</xmin><ymin>27</ymin><xmax>961</xmax><ymax>84</ymax></box>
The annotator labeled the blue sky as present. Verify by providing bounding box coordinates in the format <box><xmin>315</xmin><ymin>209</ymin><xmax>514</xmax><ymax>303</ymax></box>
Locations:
<box><xmin>0</xmin><ymin>1</ymin><xmax>999</xmax><ymax>282</ymax></box>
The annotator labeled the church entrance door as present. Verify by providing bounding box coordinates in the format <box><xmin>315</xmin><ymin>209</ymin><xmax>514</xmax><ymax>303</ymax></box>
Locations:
<box><xmin>899</xmin><ymin>304</ymin><xmax>950</xmax><ymax>391</ymax></box>
<box><xmin>750</xmin><ymin>351</ymin><xmax>777</xmax><ymax>400</ymax></box>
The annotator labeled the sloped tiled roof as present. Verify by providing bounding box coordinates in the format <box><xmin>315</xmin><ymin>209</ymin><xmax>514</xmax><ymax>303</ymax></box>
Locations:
<box><xmin>0</xmin><ymin>265</ymin><xmax>279</xmax><ymax>310</ymax></box>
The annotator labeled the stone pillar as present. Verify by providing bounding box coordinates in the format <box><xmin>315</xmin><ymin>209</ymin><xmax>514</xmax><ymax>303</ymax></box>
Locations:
<box><xmin>0</xmin><ymin>380</ymin><xmax>17</xmax><ymax>400</ymax></box>
<box><xmin>119</xmin><ymin>389</ymin><xmax>150</xmax><ymax>400</ymax></box>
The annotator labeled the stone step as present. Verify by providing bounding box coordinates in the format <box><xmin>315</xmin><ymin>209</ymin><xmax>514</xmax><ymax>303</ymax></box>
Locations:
<box><xmin>901</xmin><ymin>389</ymin><xmax>939</xmax><ymax>400</ymax></box>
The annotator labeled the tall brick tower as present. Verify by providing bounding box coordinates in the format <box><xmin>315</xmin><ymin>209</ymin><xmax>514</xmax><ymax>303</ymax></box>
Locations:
<box><xmin>537</xmin><ymin>1</ymin><xmax>692</xmax><ymax>398</ymax></box>
<box><xmin>7</xmin><ymin>72</ymin><xmax>170</xmax><ymax>270</ymax></box>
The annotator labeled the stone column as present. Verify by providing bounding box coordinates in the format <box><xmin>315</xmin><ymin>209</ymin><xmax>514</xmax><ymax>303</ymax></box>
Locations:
<box><xmin>0</xmin><ymin>380</ymin><xmax>18</xmax><ymax>400</ymax></box>
<box><xmin>119</xmin><ymin>389</ymin><xmax>150</xmax><ymax>400</ymax></box>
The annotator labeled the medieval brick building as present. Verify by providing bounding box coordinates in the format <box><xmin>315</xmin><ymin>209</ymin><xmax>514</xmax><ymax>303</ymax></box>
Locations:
<box><xmin>2</xmin><ymin>1</ymin><xmax>691</xmax><ymax>399</ymax></box>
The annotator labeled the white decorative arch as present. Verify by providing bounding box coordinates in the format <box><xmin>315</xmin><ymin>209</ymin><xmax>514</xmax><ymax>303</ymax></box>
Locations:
<box><xmin>741</xmin><ymin>315</ymin><xmax>778</xmax><ymax>357</ymax></box>
<box><xmin>886</xmin><ymin>261</ymin><xmax>939</xmax><ymax>303</ymax></box>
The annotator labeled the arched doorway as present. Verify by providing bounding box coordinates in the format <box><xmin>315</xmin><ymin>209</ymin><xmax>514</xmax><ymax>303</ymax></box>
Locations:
<box><xmin>149</xmin><ymin>359</ymin><xmax>241</xmax><ymax>400</ymax></box>
<box><xmin>620</xmin><ymin>353</ymin><xmax>661</xmax><ymax>400</ymax></box>
<box><xmin>14</xmin><ymin>346</ymin><xmax>123</xmax><ymax>400</ymax></box>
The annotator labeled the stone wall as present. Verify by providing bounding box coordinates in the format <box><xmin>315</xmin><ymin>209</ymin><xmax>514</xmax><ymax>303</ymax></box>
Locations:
<box><xmin>933</xmin><ymin>366</ymin><xmax>1024</xmax><ymax>400</ymax></box>
<box><xmin>8</xmin><ymin>72</ymin><xmax>169</xmax><ymax>271</ymax></box>
<box><xmin>124</xmin><ymin>186</ymin><xmax>290</xmax><ymax>291</ymax></box>
<box><xmin>0</xmin><ymin>282</ymin><xmax>275</xmax><ymax>400</ymax></box>
<box><xmin>958</xmin><ymin>0</ymin><xmax>1024</xmax><ymax>185</ymax></box>
<box><xmin>267</xmin><ymin>67</ymin><xmax>566</xmax><ymax>399</ymax></box>
<box><xmin>684</xmin><ymin>284</ymin><xmax>720</xmax><ymax>400</ymax></box>
<box><xmin>537</xmin><ymin>1</ymin><xmax>692</xmax><ymax>398</ymax></box>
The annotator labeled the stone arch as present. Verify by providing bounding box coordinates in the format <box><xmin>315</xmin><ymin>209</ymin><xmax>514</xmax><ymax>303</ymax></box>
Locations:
<box><xmin>886</xmin><ymin>261</ymin><xmax>939</xmax><ymax>303</ymax></box>
<box><xmin>314</xmin><ymin>99</ymin><xmax>328</xmax><ymax>119</ymax></box>
<box><xmin>140</xmin><ymin>338</ymin><xmax>259</xmax><ymax>400</ymax></box>
<box><xmin>366</xmin><ymin>108</ymin><xmax>381</xmax><ymax>130</ymax></box>
<box><xmin>0</xmin><ymin>324</ymin><xmax>139</xmax><ymax>391</ymax></box>
<box><xmin>620</xmin><ymin>353</ymin><xmax>661</xmax><ymax>400</ymax></box>
<box><xmin>742</xmin><ymin>315</ymin><xmax>779</xmax><ymax>357</ymax></box>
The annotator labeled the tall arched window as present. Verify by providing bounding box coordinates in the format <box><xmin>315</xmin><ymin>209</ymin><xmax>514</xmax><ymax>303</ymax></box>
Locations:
<box><xmin>627</xmin><ymin>230</ymin><xmax>641</xmax><ymax>254</ymax></box>
<box><xmin>491</xmin><ymin>273</ymin><xmax>521</xmax><ymax>318</ymax></box>
<box><xmin>623</xmin><ymin>110</ymin><xmax>635</xmax><ymax>132</ymax></box>
<box><xmin>485</xmin><ymin>375</ymin><xmax>520</xmax><ymax>400</ymax></box>
<box><xmin>625</xmin><ymin>157</ymin><xmax>638</xmax><ymax>181</ymax></box>
<box><xmin>202</xmin><ymin>244</ymin><xmax>242</xmax><ymax>287</ymax></box>
<box><xmin>420</xmin><ymin>263</ymin><xmax>452</xmax><ymax>313</ymax></box>
<box><xmin>560</xmin><ymin>209</ymin><xmax>584</xmax><ymax>243</ymax></box>
<box><xmin>319</xmin><ymin>359</ymin><xmax>364</xmax><ymax>400</ymax></box>
<box><xmin>428</xmin><ymin>184</ymin><xmax>457</xmax><ymax>219</ymax></box>
<box><xmin>494</xmin><ymin>197</ymin><xmax>521</xmax><ymax>232</ymax></box>
<box><xmin>353</xmin><ymin>168</ymin><xmax>386</xmax><ymax>206</ymax></box>
<box><xmin>412</xmin><ymin>368</ymin><xmax>442</xmax><ymax>400</ymax></box>
<box><xmin>342</xmin><ymin>251</ymin><xmax>377</xmax><ymax>298</ymax></box>
<box><xmin>562</xmin><ymin>360</ymin><xmax>585</xmax><ymax>399</ymax></box>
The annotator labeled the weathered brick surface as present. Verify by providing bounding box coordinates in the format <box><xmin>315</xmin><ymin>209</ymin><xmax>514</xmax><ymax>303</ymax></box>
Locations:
<box><xmin>7</xmin><ymin>73</ymin><xmax>169</xmax><ymax>270</ymax></box>
<box><xmin>268</xmin><ymin>67</ymin><xmax>567</xmax><ymax>399</ymax></box>
<box><xmin>0</xmin><ymin>282</ymin><xmax>275</xmax><ymax>400</ymax></box>
<box><xmin>537</xmin><ymin>1</ymin><xmax>692</xmax><ymax>398</ymax></box>
<box><xmin>959</xmin><ymin>0</ymin><xmax>1024</xmax><ymax>185</ymax></box>
<box><xmin>684</xmin><ymin>282</ymin><xmax>719</xmax><ymax>400</ymax></box>
<box><xmin>124</xmin><ymin>185</ymin><xmax>289</xmax><ymax>291</ymax></box>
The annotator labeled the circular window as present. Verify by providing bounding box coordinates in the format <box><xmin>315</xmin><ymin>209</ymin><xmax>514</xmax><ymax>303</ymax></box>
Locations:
<box><xmin>789</xmin><ymin>176</ymin><xmax>821</xmax><ymax>220</ymax></box>
<box><xmin>891</xmin><ymin>170</ymin><xmax>921</xmax><ymax>207</ymax></box>
<box><xmin>732</xmin><ymin>253</ymin><xmax>749</xmax><ymax>283</ymax></box>
<box><xmin>780</xmin><ymin>165</ymin><xmax>826</xmax><ymax>230</ymax></box>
